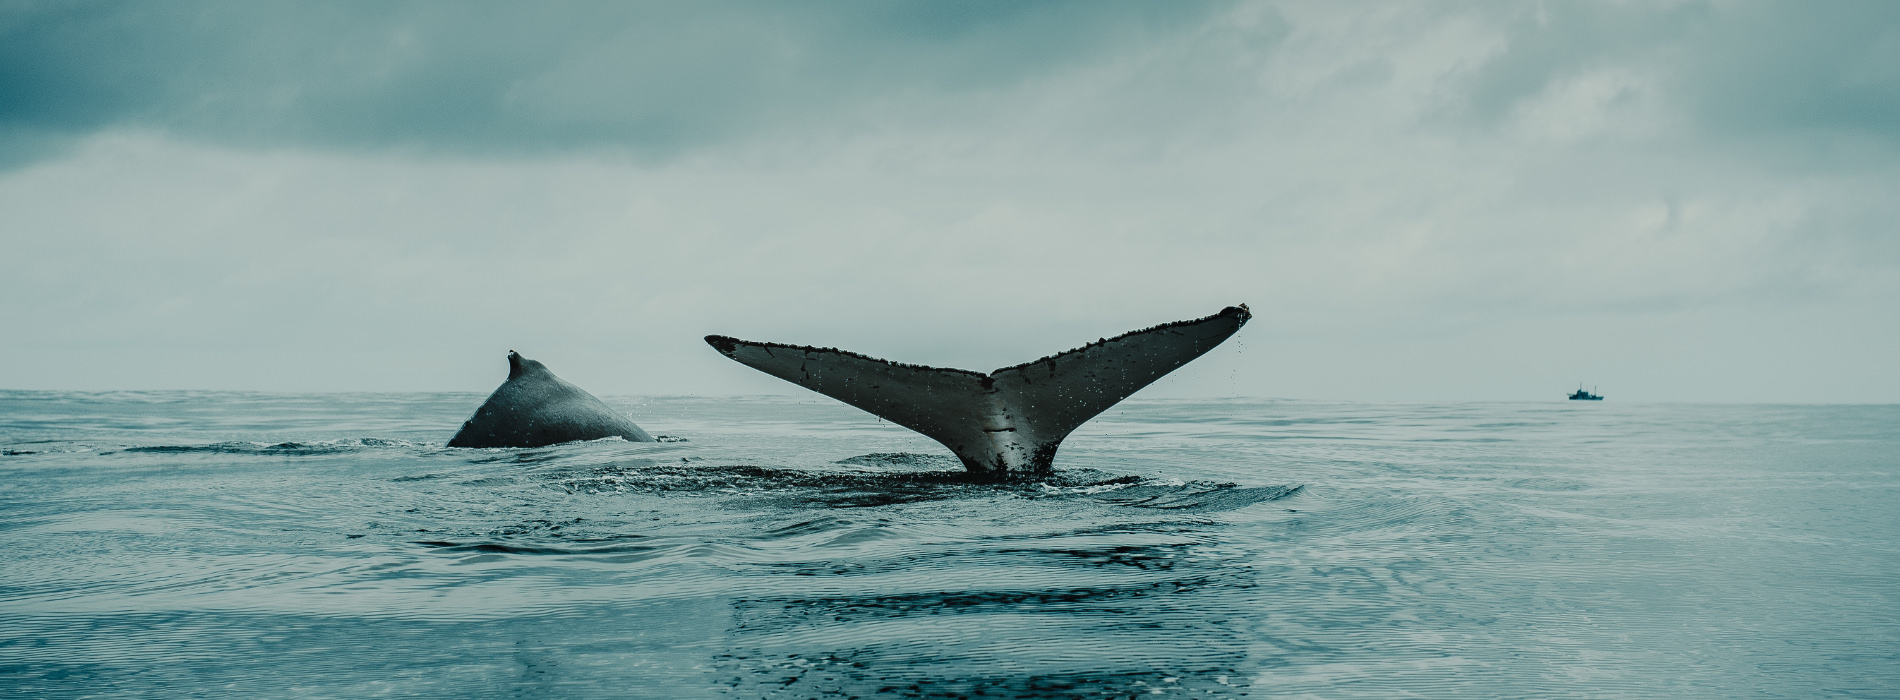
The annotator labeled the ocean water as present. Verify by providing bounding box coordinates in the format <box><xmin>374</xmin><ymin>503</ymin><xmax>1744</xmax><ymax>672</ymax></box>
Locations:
<box><xmin>1</xmin><ymin>392</ymin><xmax>1896</xmax><ymax>699</ymax></box>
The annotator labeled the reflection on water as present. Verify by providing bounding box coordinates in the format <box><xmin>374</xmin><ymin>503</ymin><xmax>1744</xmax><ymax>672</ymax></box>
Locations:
<box><xmin>2</xmin><ymin>393</ymin><xmax>1898</xmax><ymax>698</ymax></box>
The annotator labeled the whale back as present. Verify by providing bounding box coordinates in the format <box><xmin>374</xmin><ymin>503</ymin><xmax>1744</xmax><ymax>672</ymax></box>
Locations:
<box><xmin>706</xmin><ymin>305</ymin><xmax>1249</xmax><ymax>476</ymax></box>
<box><xmin>447</xmin><ymin>352</ymin><xmax>653</xmax><ymax>448</ymax></box>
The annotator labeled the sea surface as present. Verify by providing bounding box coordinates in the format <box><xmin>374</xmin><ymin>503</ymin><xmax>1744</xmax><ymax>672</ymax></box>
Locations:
<box><xmin>1</xmin><ymin>392</ymin><xmax>1896</xmax><ymax>698</ymax></box>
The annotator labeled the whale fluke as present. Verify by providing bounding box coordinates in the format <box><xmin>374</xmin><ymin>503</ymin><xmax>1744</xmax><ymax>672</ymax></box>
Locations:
<box><xmin>448</xmin><ymin>351</ymin><xmax>653</xmax><ymax>448</ymax></box>
<box><xmin>705</xmin><ymin>305</ymin><xmax>1250</xmax><ymax>477</ymax></box>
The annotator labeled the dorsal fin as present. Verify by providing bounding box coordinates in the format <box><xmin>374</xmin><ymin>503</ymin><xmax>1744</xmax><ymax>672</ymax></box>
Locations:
<box><xmin>448</xmin><ymin>351</ymin><xmax>652</xmax><ymax>448</ymax></box>
<box><xmin>705</xmin><ymin>305</ymin><xmax>1250</xmax><ymax>476</ymax></box>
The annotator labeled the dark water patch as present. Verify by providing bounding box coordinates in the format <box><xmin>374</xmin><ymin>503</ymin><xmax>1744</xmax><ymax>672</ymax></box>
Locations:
<box><xmin>454</xmin><ymin>437</ymin><xmax>669</xmax><ymax>466</ymax></box>
<box><xmin>413</xmin><ymin>540</ymin><xmax>661</xmax><ymax>556</ymax></box>
<box><xmin>117</xmin><ymin>438</ymin><xmax>419</xmax><ymax>456</ymax></box>
<box><xmin>551</xmin><ymin>462</ymin><xmax>986</xmax><ymax>495</ymax></box>
<box><xmin>487</xmin><ymin>517</ymin><xmax>589</xmax><ymax>537</ymax></box>
<box><xmin>835</xmin><ymin>452</ymin><xmax>961</xmax><ymax>469</ymax></box>
<box><xmin>401</xmin><ymin>518</ymin><xmax>678</xmax><ymax>559</ymax></box>
<box><xmin>736</xmin><ymin>584</ymin><xmax>1203</xmax><ymax>623</ymax></box>
<box><xmin>755</xmin><ymin>516</ymin><xmax>857</xmax><ymax>540</ymax></box>
<box><xmin>0</xmin><ymin>605</ymin><xmax>730</xmax><ymax>696</ymax></box>
<box><xmin>547</xmin><ymin>461</ymin><xmax>1296</xmax><ymax>514</ymax></box>
<box><xmin>465</xmin><ymin>448</ymin><xmax>568</xmax><ymax>465</ymax></box>
<box><xmin>560</xmin><ymin>533</ymin><xmax>651</xmax><ymax>545</ymax></box>
<box><xmin>718</xmin><ymin>548</ymin><xmax>1260</xmax><ymax>697</ymax></box>
<box><xmin>1080</xmin><ymin>481</ymin><xmax>1302</xmax><ymax>512</ymax></box>
<box><xmin>971</xmin><ymin>522</ymin><xmax>1218</xmax><ymax>546</ymax></box>
<box><xmin>120</xmin><ymin>443</ymin><xmax>266</xmax><ymax>454</ymax></box>
<box><xmin>454</xmin><ymin>476</ymin><xmax>520</xmax><ymax>487</ymax></box>
<box><xmin>713</xmin><ymin>659</ymin><xmax>1254</xmax><ymax>700</ymax></box>
<box><xmin>1153</xmin><ymin>484</ymin><xmax>1302</xmax><ymax>512</ymax></box>
<box><xmin>557</xmin><ymin>459</ymin><xmax>1145</xmax><ymax>493</ymax></box>
<box><xmin>1506</xmin><ymin>477</ymin><xmax>1592</xmax><ymax>491</ymax></box>
<box><xmin>997</xmin><ymin>542</ymin><xmax>1201</xmax><ymax>573</ymax></box>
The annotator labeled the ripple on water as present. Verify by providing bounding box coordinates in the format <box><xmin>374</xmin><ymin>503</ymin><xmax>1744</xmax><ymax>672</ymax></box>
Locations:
<box><xmin>4</xmin><ymin>395</ymin><xmax>1897</xmax><ymax>698</ymax></box>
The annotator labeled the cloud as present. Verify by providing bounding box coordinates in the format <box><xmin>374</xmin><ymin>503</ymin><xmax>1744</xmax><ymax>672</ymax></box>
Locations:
<box><xmin>1</xmin><ymin>2</ymin><xmax>1895</xmax><ymax>401</ymax></box>
<box><xmin>1447</xmin><ymin>0</ymin><xmax>1900</xmax><ymax>147</ymax></box>
<box><xmin>0</xmin><ymin>0</ymin><xmax>1228</xmax><ymax>163</ymax></box>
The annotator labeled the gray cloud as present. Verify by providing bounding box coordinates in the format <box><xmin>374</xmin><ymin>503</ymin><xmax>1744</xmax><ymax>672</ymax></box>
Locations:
<box><xmin>10</xmin><ymin>1</ymin><xmax>1896</xmax><ymax>166</ymax></box>
<box><xmin>1449</xmin><ymin>0</ymin><xmax>1900</xmax><ymax>143</ymax></box>
<box><xmin>0</xmin><ymin>0</ymin><xmax>1226</xmax><ymax>163</ymax></box>
<box><xmin>2</xmin><ymin>2</ymin><xmax>1896</xmax><ymax>401</ymax></box>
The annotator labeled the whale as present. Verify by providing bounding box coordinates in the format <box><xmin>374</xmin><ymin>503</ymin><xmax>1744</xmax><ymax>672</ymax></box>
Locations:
<box><xmin>447</xmin><ymin>351</ymin><xmax>653</xmax><ymax>448</ymax></box>
<box><xmin>705</xmin><ymin>305</ymin><xmax>1250</xmax><ymax>477</ymax></box>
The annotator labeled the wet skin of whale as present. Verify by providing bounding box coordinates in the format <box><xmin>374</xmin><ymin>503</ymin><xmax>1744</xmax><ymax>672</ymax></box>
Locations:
<box><xmin>706</xmin><ymin>305</ymin><xmax>1250</xmax><ymax>477</ymax></box>
<box><xmin>447</xmin><ymin>351</ymin><xmax>653</xmax><ymax>448</ymax></box>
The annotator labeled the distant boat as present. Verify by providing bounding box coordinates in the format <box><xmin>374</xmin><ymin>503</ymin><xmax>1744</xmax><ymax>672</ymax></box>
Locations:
<box><xmin>1568</xmin><ymin>385</ymin><xmax>1604</xmax><ymax>401</ymax></box>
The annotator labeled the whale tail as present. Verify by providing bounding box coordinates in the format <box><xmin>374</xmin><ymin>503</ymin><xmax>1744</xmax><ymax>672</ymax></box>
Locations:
<box><xmin>705</xmin><ymin>305</ymin><xmax>1250</xmax><ymax>477</ymax></box>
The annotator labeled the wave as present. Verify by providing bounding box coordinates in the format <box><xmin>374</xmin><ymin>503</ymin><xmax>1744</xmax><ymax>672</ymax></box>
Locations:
<box><xmin>539</xmin><ymin>454</ymin><xmax>1301</xmax><ymax>511</ymax></box>
<box><xmin>1080</xmin><ymin>482</ymin><xmax>1304</xmax><ymax>512</ymax></box>
<box><xmin>117</xmin><ymin>438</ymin><xmax>424</xmax><ymax>456</ymax></box>
<box><xmin>413</xmin><ymin>540</ymin><xmax>659</xmax><ymax>556</ymax></box>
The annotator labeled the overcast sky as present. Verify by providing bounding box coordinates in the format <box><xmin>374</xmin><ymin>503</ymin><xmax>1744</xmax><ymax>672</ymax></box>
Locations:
<box><xmin>2</xmin><ymin>1</ymin><xmax>1896</xmax><ymax>402</ymax></box>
